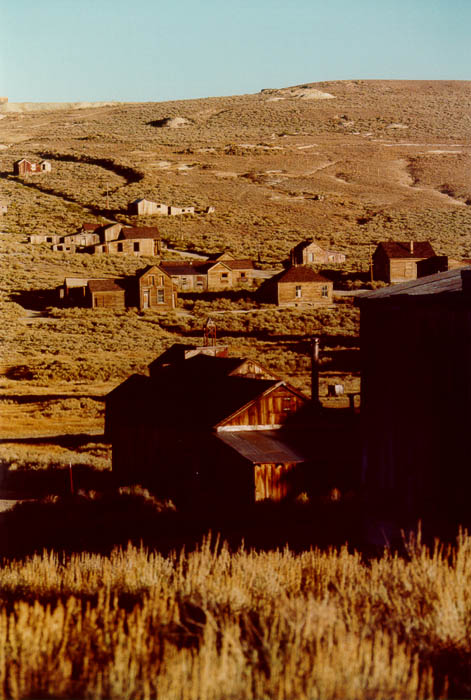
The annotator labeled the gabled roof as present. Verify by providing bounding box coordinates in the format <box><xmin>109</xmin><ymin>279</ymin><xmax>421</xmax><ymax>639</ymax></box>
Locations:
<box><xmin>136</xmin><ymin>264</ymin><xmax>170</xmax><ymax>279</ymax></box>
<box><xmin>206</xmin><ymin>252</ymin><xmax>235</xmax><ymax>262</ymax></box>
<box><xmin>108</xmin><ymin>353</ymin><xmax>308</xmax><ymax>430</ymax></box>
<box><xmin>276</xmin><ymin>266</ymin><xmax>331</xmax><ymax>284</ymax></box>
<box><xmin>88</xmin><ymin>278</ymin><xmax>128</xmax><ymax>293</ymax></box>
<box><xmin>120</xmin><ymin>226</ymin><xmax>160</xmax><ymax>240</ymax></box>
<box><xmin>160</xmin><ymin>261</ymin><xmax>209</xmax><ymax>276</ymax></box>
<box><xmin>291</xmin><ymin>239</ymin><xmax>325</xmax><ymax>255</ymax></box>
<box><xmin>216</xmin><ymin>259</ymin><xmax>255</xmax><ymax>271</ymax></box>
<box><xmin>375</xmin><ymin>241</ymin><xmax>435</xmax><ymax>259</ymax></box>
<box><xmin>82</xmin><ymin>223</ymin><xmax>101</xmax><ymax>231</ymax></box>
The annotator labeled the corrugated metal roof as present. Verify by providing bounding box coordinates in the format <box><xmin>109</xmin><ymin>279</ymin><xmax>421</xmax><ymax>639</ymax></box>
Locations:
<box><xmin>217</xmin><ymin>430</ymin><xmax>306</xmax><ymax>463</ymax></box>
<box><xmin>358</xmin><ymin>267</ymin><xmax>471</xmax><ymax>301</ymax></box>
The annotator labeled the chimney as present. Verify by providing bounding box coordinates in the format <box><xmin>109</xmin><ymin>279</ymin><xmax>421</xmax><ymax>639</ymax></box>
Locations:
<box><xmin>311</xmin><ymin>337</ymin><xmax>320</xmax><ymax>405</ymax></box>
<box><xmin>410</xmin><ymin>241</ymin><xmax>414</xmax><ymax>255</ymax></box>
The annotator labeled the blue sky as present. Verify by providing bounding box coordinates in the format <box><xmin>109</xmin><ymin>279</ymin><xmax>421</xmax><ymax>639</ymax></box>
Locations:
<box><xmin>0</xmin><ymin>0</ymin><xmax>469</xmax><ymax>102</ymax></box>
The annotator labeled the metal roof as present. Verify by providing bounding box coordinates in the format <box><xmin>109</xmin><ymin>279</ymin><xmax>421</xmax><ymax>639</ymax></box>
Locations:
<box><xmin>216</xmin><ymin>430</ymin><xmax>306</xmax><ymax>464</ymax></box>
<box><xmin>357</xmin><ymin>267</ymin><xmax>471</xmax><ymax>301</ymax></box>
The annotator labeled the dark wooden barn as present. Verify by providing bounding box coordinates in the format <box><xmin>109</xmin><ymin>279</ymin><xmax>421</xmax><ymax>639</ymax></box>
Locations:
<box><xmin>106</xmin><ymin>349</ymin><xmax>319</xmax><ymax>504</ymax></box>
<box><xmin>357</xmin><ymin>267</ymin><xmax>471</xmax><ymax>525</ymax></box>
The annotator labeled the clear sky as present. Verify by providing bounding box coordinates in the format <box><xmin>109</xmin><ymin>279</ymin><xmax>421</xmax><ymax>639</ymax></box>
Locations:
<box><xmin>0</xmin><ymin>0</ymin><xmax>470</xmax><ymax>103</ymax></box>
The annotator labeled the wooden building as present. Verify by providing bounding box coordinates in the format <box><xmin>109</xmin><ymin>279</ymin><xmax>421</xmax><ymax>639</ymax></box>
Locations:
<box><xmin>14</xmin><ymin>159</ymin><xmax>51</xmax><ymax>176</ymax></box>
<box><xmin>58</xmin><ymin>265</ymin><xmax>176</xmax><ymax>311</ymax></box>
<box><xmin>129</xmin><ymin>198</ymin><xmax>195</xmax><ymax>216</ymax></box>
<box><xmin>372</xmin><ymin>241</ymin><xmax>435</xmax><ymax>284</ymax></box>
<box><xmin>160</xmin><ymin>257</ymin><xmax>255</xmax><ymax>291</ymax></box>
<box><xmin>290</xmin><ymin>240</ymin><xmax>346</xmax><ymax>266</ymax></box>
<box><xmin>92</xmin><ymin>226</ymin><xmax>161</xmax><ymax>256</ymax></box>
<box><xmin>106</xmin><ymin>350</ymin><xmax>315</xmax><ymax>504</ymax></box>
<box><xmin>357</xmin><ymin>267</ymin><xmax>471</xmax><ymax>524</ymax></box>
<box><xmin>136</xmin><ymin>265</ymin><xmax>177</xmax><ymax>310</ymax></box>
<box><xmin>88</xmin><ymin>279</ymin><xmax>128</xmax><ymax>308</ymax></box>
<box><xmin>261</xmin><ymin>266</ymin><xmax>333</xmax><ymax>306</ymax></box>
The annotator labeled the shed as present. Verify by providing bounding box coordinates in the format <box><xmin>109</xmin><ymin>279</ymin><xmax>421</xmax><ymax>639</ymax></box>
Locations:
<box><xmin>88</xmin><ymin>278</ymin><xmax>128</xmax><ymax>308</ymax></box>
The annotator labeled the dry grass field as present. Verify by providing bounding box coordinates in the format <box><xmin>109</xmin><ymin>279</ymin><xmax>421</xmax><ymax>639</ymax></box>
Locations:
<box><xmin>0</xmin><ymin>81</ymin><xmax>471</xmax><ymax>697</ymax></box>
<box><xmin>4</xmin><ymin>531</ymin><xmax>471</xmax><ymax>699</ymax></box>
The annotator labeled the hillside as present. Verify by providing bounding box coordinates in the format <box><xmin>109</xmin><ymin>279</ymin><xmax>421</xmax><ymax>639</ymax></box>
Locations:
<box><xmin>0</xmin><ymin>79</ymin><xmax>470</xmax><ymax>450</ymax></box>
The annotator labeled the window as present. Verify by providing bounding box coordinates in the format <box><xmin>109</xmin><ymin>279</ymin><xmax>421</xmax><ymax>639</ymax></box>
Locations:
<box><xmin>159</xmin><ymin>276</ymin><xmax>164</xmax><ymax>286</ymax></box>
<box><xmin>221</xmin><ymin>273</ymin><xmax>228</xmax><ymax>280</ymax></box>
<box><xmin>46</xmin><ymin>237</ymin><xmax>52</xmax><ymax>243</ymax></box>
<box><xmin>181</xmin><ymin>277</ymin><xmax>188</xmax><ymax>288</ymax></box>
<box><xmin>295</xmin><ymin>285</ymin><xmax>302</xmax><ymax>298</ymax></box>
<box><xmin>133</xmin><ymin>242</ymin><xmax>140</xmax><ymax>252</ymax></box>
<box><xmin>117</xmin><ymin>242</ymin><xmax>123</xmax><ymax>253</ymax></box>
<box><xmin>157</xmin><ymin>289</ymin><xmax>165</xmax><ymax>304</ymax></box>
<box><xmin>240</xmin><ymin>272</ymin><xmax>246</xmax><ymax>279</ymax></box>
<box><xmin>321</xmin><ymin>285</ymin><xmax>329</xmax><ymax>298</ymax></box>
<box><xmin>148</xmin><ymin>276</ymin><xmax>155</xmax><ymax>286</ymax></box>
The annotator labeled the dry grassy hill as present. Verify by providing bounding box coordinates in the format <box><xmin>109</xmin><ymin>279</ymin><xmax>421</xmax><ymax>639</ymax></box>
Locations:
<box><xmin>0</xmin><ymin>79</ymin><xmax>470</xmax><ymax>449</ymax></box>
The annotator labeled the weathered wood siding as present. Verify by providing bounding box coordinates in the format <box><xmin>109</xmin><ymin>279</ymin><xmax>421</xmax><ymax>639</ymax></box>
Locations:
<box><xmin>97</xmin><ymin>238</ymin><xmax>157</xmax><ymax>256</ymax></box>
<box><xmin>231</xmin><ymin>360</ymin><xmax>278</xmax><ymax>380</ymax></box>
<box><xmin>254</xmin><ymin>462</ymin><xmax>298</xmax><ymax>501</ymax></box>
<box><xmin>389</xmin><ymin>258</ymin><xmax>422</xmax><ymax>283</ymax></box>
<box><xmin>207</xmin><ymin>263</ymin><xmax>234</xmax><ymax>291</ymax></box>
<box><xmin>277</xmin><ymin>281</ymin><xmax>332</xmax><ymax>306</ymax></box>
<box><xmin>139</xmin><ymin>270</ymin><xmax>175</xmax><ymax>310</ymax></box>
<box><xmin>219</xmin><ymin>386</ymin><xmax>306</xmax><ymax>429</ymax></box>
<box><xmin>90</xmin><ymin>290</ymin><xmax>126</xmax><ymax>308</ymax></box>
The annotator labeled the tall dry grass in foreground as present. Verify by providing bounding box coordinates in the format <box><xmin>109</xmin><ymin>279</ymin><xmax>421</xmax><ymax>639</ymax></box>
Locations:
<box><xmin>5</xmin><ymin>533</ymin><xmax>471</xmax><ymax>699</ymax></box>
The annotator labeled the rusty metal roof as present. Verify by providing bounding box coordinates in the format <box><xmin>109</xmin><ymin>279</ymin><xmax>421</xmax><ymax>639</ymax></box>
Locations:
<box><xmin>216</xmin><ymin>430</ymin><xmax>306</xmax><ymax>464</ymax></box>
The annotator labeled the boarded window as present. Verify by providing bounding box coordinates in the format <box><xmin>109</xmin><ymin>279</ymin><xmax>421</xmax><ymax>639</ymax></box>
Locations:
<box><xmin>157</xmin><ymin>289</ymin><xmax>165</xmax><ymax>303</ymax></box>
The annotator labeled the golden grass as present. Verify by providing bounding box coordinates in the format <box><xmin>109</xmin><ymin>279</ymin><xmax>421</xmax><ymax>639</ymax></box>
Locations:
<box><xmin>6</xmin><ymin>531</ymin><xmax>471</xmax><ymax>698</ymax></box>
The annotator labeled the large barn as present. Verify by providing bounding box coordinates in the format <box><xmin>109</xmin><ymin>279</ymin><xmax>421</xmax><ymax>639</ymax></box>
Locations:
<box><xmin>357</xmin><ymin>267</ymin><xmax>471</xmax><ymax>525</ymax></box>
